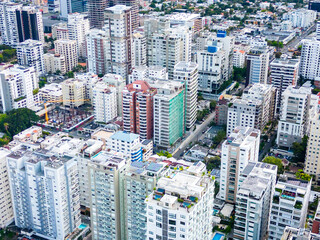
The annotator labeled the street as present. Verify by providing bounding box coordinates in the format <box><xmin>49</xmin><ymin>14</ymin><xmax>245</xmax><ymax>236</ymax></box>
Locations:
<box><xmin>173</xmin><ymin>111</ymin><xmax>216</xmax><ymax>158</ymax></box>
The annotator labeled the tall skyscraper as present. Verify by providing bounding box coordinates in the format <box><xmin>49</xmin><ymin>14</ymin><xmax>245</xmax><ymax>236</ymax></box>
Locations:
<box><xmin>146</xmin><ymin>161</ymin><xmax>215</xmax><ymax>240</ymax></box>
<box><xmin>59</xmin><ymin>0</ymin><xmax>87</xmax><ymax>18</ymax></box>
<box><xmin>246</xmin><ymin>45</ymin><xmax>269</xmax><ymax>86</ymax></box>
<box><xmin>132</xmin><ymin>32</ymin><xmax>147</xmax><ymax>67</ymax></box>
<box><xmin>88</xmin><ymin>0</ymin><xmax>107</xmax><ymax>29</ymax></box>
<box><xmin>54</xmin><ymin>39</ymin><xmax>78</xmax><ymax>72</ymax></box>
<box><xmin>220</xmin><ymin>126</ymin><xmax>260</xmax><ymax>203</ymax></box>
<box><xmin>116</xmin><ymin>0</ymin><xmax>139</xmax><ymax>31</ymax></box>
<box><xmin>7</xmin><ymin>149</ymin><xmax>81</xmax><ymax>239</ymax></box>
<box><xmin>122</xmin><ymin>80</ymin><xmax>157</xmax><ymax>140</ymax></box>
<box><xmin>300</xmin><ymin>39</ymin><xmax>320</xmax><ymax>80</ymax></box>
<box><xmin>270</xmin><ymin>58</ymin><xmax>300</xmax><ymax>111</ymax></box>
<box><xmin>67</xmin><ymin>13</ymin><xmax>90</xmax><ymax>58</ymax></box>
<box><xmin>304</xmin><ymin>112</ymin><xmax>320</xmax><ymax>179</ymax></box>
<box><xmin>0</xmin><ymin>65</ymin><xmax>39</xmax><ymax>112</ymax></box>
<box><xmin>0</xmin><ymin>2</ymin><xmax>21</xmax><ymax>46</ymax></box>
<box><xmin>234</xmin><ymin>162</ymin><xmax>277</xmax><ymax>240</ymax></box>
<box><xmin>174</xmin><ymin>62</ymin><xmax>198</xmax><ymax>130</ymax></box>
<box><xmin>16</xmin><ymin>40</ymin><xmax>45</xmax><ymax>76</ymax></box>
<box><xmin>150</xmin><ymin>79</ymin><xmax>185</xmax><ymax>148</ymax></box>
<box><xmin>268</xmin><ymin>174</ymin><xmax>311</xmax><ymax>240</ymax></box>
<box><xmin>104</xmin><ymin>5</ymin><xmax>133</xmax><ymax>81</ymax></box>
<box><xmin>16</xmin><ymin>6</ymin><xmax>44</xmax><ymax>43</ymax></box>
<box><xmin>276</xmin><ymin>85</ymin><xmax>311</xmax><ymax>149</ymax></box>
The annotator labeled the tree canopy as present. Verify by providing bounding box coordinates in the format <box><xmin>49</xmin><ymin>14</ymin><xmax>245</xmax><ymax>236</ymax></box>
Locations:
<box><xmin>263</xmin><ymin>156</ymin><xmax>284</xmax><ymax>174</ymax></box>
<box><xmin>292</xmin><ymin>136</ymin><xmax>308</xmax><ymax>163</ymax></box>
<box><xmin>206</xmin><ymin>156</ymin><xmax>221</xmax><ymax>171</ymax></box>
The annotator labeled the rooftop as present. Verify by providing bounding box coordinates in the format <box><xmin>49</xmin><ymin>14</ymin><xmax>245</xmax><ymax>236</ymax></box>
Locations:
<box><xmin>110</xmin><ymin>131</ymin><xmax>140</xmax><ymax>143</ymax></box>
<box><xmin>225</xmin><ymin>127</ymin><xmax>260</xmax><ymax>146</ymax></box>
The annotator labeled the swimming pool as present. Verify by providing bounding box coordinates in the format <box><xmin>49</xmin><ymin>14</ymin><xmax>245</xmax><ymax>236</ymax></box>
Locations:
<box><xmin>212</xmin><ymin>232</ymin><xmax>224</xmax><ymax>240</ymax></box>
<box><xmin>79</xmin><ymin>224</ymin><xmax>87</xmax><ymax>230</ymax></box>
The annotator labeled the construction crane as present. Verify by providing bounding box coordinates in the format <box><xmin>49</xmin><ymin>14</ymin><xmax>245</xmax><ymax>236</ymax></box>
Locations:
<box><xmin>36</xmin><ymin>99</ymin><xmax>90</xmax><ymax>124</ymax></box>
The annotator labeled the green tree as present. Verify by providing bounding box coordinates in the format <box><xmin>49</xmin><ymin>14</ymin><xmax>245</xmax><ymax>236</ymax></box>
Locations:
<box><xmin>67</xmin><ymin>71</ymin><xmax>74</xmax><ymax>78</ymax></box>
<box><xmin>206</xmin><ymin>156</ymin><xmax>221</xmax><ymax>170</ymax></box>
<box><xmin>213</xmin><ymin>130</ymin><xmax>226</xmax><ymax>144</ymax></box>
<box><xmin>292</xmin><ymin>136</ymin><xmax>308</xmax><ymax>162</ymax></box>
<box><xmin>210</xmin><ymin>100</ymin><xmax>216</xmax><ymax>110</ymax></box>
<box><xmin>295</xmin><ymin>169</ymin><xmax>311</xmax><ymax>181</ymax></box>
<box><xmin>263</xmin><ymin>156</ymin><xmax>284</xmax><ymax>174</ymax></box>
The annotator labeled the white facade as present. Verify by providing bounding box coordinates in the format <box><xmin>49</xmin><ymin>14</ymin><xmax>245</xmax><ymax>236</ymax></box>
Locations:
<box><xmin>0</xmin><ymin>2</ymin><xmax>21</xmax><ymax>46</ymax></box>
<box><xmin>146</xmin><ymin>162</ymin><xmax>215</xmax><ymax>240</ymax></box>
<box><xmin>133</xmin><ymin>32</ymin><xmax>147</xmax><ymax>67</ymax></box>
<box><xmin>220</xmin><ymin>126</ymin><xmax>260</xmax><ymax>203</ymax></box>
<box><xmin>16</xmin><ymin>40</ymin><xmax>45</xmax><ymax>76</ymax></box>
<box><xmin>92</xmin><ymin>82</ymin><xmax>117</xmax><ymax>123</ymax></box>
<box><xmin>234</xmin><ymin>162</ymin><xmax>277</xmax><ymax>240</ymax></box>
<box><xmin>129</xmin><ymin>65</ymin><xmax>167</xmax><ymax>83</ymax></box>
<box><xmin>174</xmin><ymin>61</ymin><xmax>198</xmax><ymax>129</ymax></box>
<box><xmin>39</xmin><ymin>83</ymin><xmax>62</xmax><ymax>102</ymax></box>
<box><xmin>43</xmin><ymin>53</ymin><xmax>67</xmax><ymax>74</ymax></box>
<box><xmin>61</xmin><ymin>78</ymin><xmax>86</xmax><ymax>107</ymax></box>
<box><xmin>233</xmin><ymin>49</ymin><xmax>246</xmax><ymax>68</ymax></box>
<box><xmin>246</xmin><ymin>46</ymin><xmax>269</xmax><ymax>85</ymax></box>
<box><xmin>54</xmin><ymin>39</ymin><xmax>78</xmax><ymax>72</ymax></box>
<box><xmin>268</xmin><ymin>175</ymin><xmax>311</xmax><ymax>240</ymax></box>
<box><xmin>0</xmin><ymin>65</ymin><xmax>39</xmax><ymax>112</ymax></box>
<box><xmin>7</xmin><ymin>149</ymin><xmax>81</xmax><ymax>240</ymax></box>
<box><xmin>304</xmin><ymin>112</ymin><xmax>320</xmax><ymax>179</ymax></box>
<box><xmin>67</xmin><ymin>13</ymin><xmax>90</xmax><ymax>58</ymax></box>
<box><xmin>300</xmin><ymin>39</ymin><xmax>320</xmax><ymax>81</ymax></box>
<box><xmin>276</xmin><ymin>85</ymin><xmax>311</xmax><ymax>149</ymax></box>
<box><xmin>283</xmin><ymin>9</ymin><xmax>316</xmax><ymax>28</ymax></box>
<box><xmin>0</xmin><ymin>148</ymin><xmax>14</xmax><ymax>228</ymax></box>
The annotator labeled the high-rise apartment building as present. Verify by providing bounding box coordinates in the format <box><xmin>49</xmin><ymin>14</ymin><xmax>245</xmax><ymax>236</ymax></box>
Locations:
<box><xmin>133</xmin><ymin>32</ymin><xmax>147</xmax><ymax>67</ymax></box>
<box><xmin>174</xmin><ymin>62</ymin><xmax>198</xmax><ymax>130</ymax></box>
<box><xmin>88</xmin><ymin>151</ymin><xmax>128</xmax><ymax>240</ymax></box>
<box><xmin>276</xmin><ymin>85</ymin><xmax>311</xmax><ymax>149</ymax></box>
<box><xmin>270</xmin><ymin>58</ymin><xmax>300</xmax><ymax>111</ymax></box>
<box><xmin>59</xmin><ymin>0</ymin><xmax>87</xmax><ymax>19</ymax></box>
<box><xmin>304</xmin><ymin>112</ymin><xmax>320</xmax><ymax>179</ymax></box>
<box><xmin>67</xmin><ymin>13</ymin><xmax>90</xmax><ymax>58</ymax></box>
<box><xmin>220</xmin><ymin>127</ymin><xmax>260</xmax><ymax>203</ymax></box>
<box><xmin>283</xmin><ymin>9</ymin><xmax>316</xmax><ymax>28</ymax></box>
<box><xmin>0</xmin><ymin>2</ymin><xmax>21</xmax><ymax>46</ymax></box>
<box><xmin>86</xmin><ymin>29</ymin><xmax>108</xmax><ymax>75</ymax></box>
<box><xmin>234</xmin><ymin>162</ymin><xmax>277</xmax><ymax>240</ymax></box>
<box><xmin>0</xmin><ymin>148</ymin><xmax>14</xmax><ymax>228</ymax></box>
<box><xmin>150</xmin><ymin>79</ymin><xmax>185</xmax><ymax>148</ymax></box>
<box><xmin>7</xmin><ymin>149</ymin><xmax>81</xmax><ymax>240</ymax></box>
<box><xmin>268</xmin><ymin>174</ymin><xmax>311</xmax><ymax>240</ymax></box>
<box><xmin>227</xmin><ymin>98</ymin><xmax>262</xmax><ymax>136</ymax></box>
<box><xmin>300</xmin><ymin>39</ymin><xmax>320</xmax><ymax>80</ymax></box>
<box><xmin>122</xmin><ymin>80</ymin><xmax>157</xmax><ymax>140</ymax></box>
<box><xmin>246</xmin><ymin>46</ymin><xmax>269</xmax><ymax>86</ymax></box>
<box><xmin>16</xmin><ymin>40</ymin><xmax>45</xmax><ymax>75</ymax></box>
<box><xmin>16</xmin><ymin>6</ymin><xmax>44</xmax><ymax>43</ymax></box>
<box><xmin>92</xmin><ymin>82</ymin><xmax>117</xmax><ymax>123</ymax></box>
<box><xmin>102</xmin><ymin>74</ymin><xmax>126</xmax><ymax>116</ymax></box>
<box><xmin>104</xmin><ymin>5</ymin><xmax>133</xmax><ymax>80</ymax></box>
<box><xmin>116</xmin><ymin>0</ymin><xmax>139</xmax><ymax>31</ymax></box>
<box><xmin>108</xmin><ymin>131</ymin><xmax>143</xmax><ymax>162</ymax></box>
<box><xmin>87</xmin><ymin>0</ymin><xmax>107</xmax><ymax>29</ymax></box>
<box><xmin>123</xmin><ymin>161</ymin><xmax>166</xmax><ymax>240</ymax></box>
<box><xmin>146</xmin><ymin>161</ymin><xmax>215</xmax><ymax>240</ymax></box>
<box><xmin>43</xmin><ymin>53</ymin><xmax>67</xmax><ymax>74</ymax></box>
<box><xmin>54</xmin><ymin>39</ymin><xmax>78</xmax><ymax>72</ymax></box>
<box><xmin>61</xmin><ymin>78</ymin><xmax>86</xmax><ymax>107</ymax></box>
<box><xmin>0</xmin><ymin>65</ymin><xmax>39</xmax><ymax>112</ymax></box>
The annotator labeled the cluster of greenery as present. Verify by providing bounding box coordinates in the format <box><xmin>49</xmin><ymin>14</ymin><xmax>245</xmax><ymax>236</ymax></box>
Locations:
<box><xmin>213</xmin><ymin>130</ymin><xmax>226</xmax><ymax>145</ymax></box>
<box><xmin>157</xmin><ymin>151</ymin><xmax>172</xmax><ymax>158</ymax></box>
<box><xmin>0</xmin><ymin>229</ymin><xmax>16</xmax><ymax>240</ymax></box>
<box><xmin>312</xmin><ymin>88</ymin><xmax>320</xmax><ymax>95</ymax></box>
<box><xmin>263</xmin><ymin>156</ymin><xmax>284</xmax><ymax>174</ymax></box>
<box><xmin>44</xmin><ymin>36</ymin><xmax>55</xmax><ymax>49</ymax></box>
<box><xmin>210</xmin><ymin>100</ymin><xmax>216</xmax><ymax>111</ymax></box>
<box><xmin>206</xmin><ymin>156</ymin><xmax>221</xmax><ymax>171</ymax></box>
<box><xmin>309</xmin><ymin>197</ymin><xmax>319</xmax><ymax>211</ymax></box>
<box><xmin>292</xmin><ymin>136</ymin><xmax>308</xmax><ymax>163</ymax></box>
<box><xmin>0</xmin><ymin>45</ymin><xmax>16</xmax><ymax>63</ymax></box>
<box><xmin>267</xmin><ymin>40</ymin><xmax>284</xmax><ymax>48</ymax></box>
<box><xmin>39</xmin><ymin>77</ymin><xmax>47</xmax><ymax>88</ymax></box>
<box><xmin>72</xmin><ymin>64</ymin><xmax>86</xmax><ymax>73</ymax></box>
<box><xmin>233</xmin><ymin>67</ymin><xmax>246</xmax><ymax>82</ymax></box>
<box><xmin>0</xmin><ymin>108</ymin><xmax>39</xmax><ymax>146</ymax></box>
<box><xmin>218</xmin><ymin>79</ymin><xmax>233</xmax><ymax>93</ymax></box>
<box><xmin>295</xmin><ymin>169</ymin><xmax>311</xmax><ymax>181</ymax></box>
<box><xmin>66</xmin><ymin>71</ymin><xmax>74</xmax><ymax>78</ymax></box>
<box><xmin>197</xmin><ymin>109</ymin><xmax>210</xmax><ymax>121</ymax></box>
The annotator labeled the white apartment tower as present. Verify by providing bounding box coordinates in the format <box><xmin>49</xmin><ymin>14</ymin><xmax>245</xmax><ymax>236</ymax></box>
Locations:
<box><xmin>54</xmin><ymin>39</ymin><xmax>78</xmax><ymax>72</ymax></box>
<box><xmin>234</xmin><ymin>162</ymin><xmax>277</xmax><ymax>240</ymax></box>
<box><xmin>7</xmin><ymin>150</ymin><xmax>81</xmax><ymax>240</ymax></box>
<box><xmin>88</xmin><ymin>151</ymin><xmax>128</xmax><ymax>240</ymax></box>
<box><xmin>86</xmin><ymin>29</ymin><xmax>108</xmax><ymax>75</ymax></box>
<box><xmin>43</xmin><ymin>53</ymin><xmax>67</xmax><ymax>74</ymax></box>
<box><xmin>67</xmin><ymin>13</ymin><xmax>90</xmax><ymax>58</ymax></box>
<box><xmin>104</xmin><ymin>5</ymin><xmax>133</xmax><ymax>81</ymax></box>
<box><xmin>92</xmin><ymin>82</ymin><xmax>117</xmax><ymax>123</ymax></box>
<box><xmin>300</xmin><ymin>39</ymin><xmax>320</xmax><ymax>81</ymax></box>
<box><xmin>0</xmin><ymin>148</ymin><xmax>14</xmax><ymax>228</ymax></box>
<box><xmin>16</xmin><ymin>40</ymin><xmax>45</xmax><ymax>75</ymax></box>
<box><xmin>276</xmin><ymin>85</ymin><xmax>311</xmax><ymax>149</ymax></box>
<box><xmin>220</xmin><ymin>127</ymin><xmax>260</xmax><ymax>203</ymax></box>
<box><xmin>133</xmin><ymin>32</ymin><xmax>147</xmax><ymax>67</ymax></box>
<box><xmin>61</xmin><ymin>78</ymin><xmax>86</xmax><ymax>107</ymax></box>
<box><xmin>268</xmin><ymin>174</ymin><xmax>311</xmax><ymax>240</ymax></box>
<box><xmin>270</xmin><ymin>58</ymin><xmax>300</xmax><ymax>111</ymax></box>
<box><xmin>246</xmin><ymin>46</ymin><xmax>269</xmax><ymax>86</ymax></box>
<box><xmin>304</xmin><ymin>112</ymin><xmax>320</xmax><ymax>179</ymax></box>
<box><xmin>0</xmin><ymin>2</ymin><xmax>21</xmax><ymax>46</ymax></box>
<box><xmin>146</xmin><ymin>161</ymin><xmax>215</xmax><ymax>240</ymax></box>
<box><xmin>0</xmin><ymin>65</ymin><xmax>39</xmax><ymax>112</ymax></box>
<box><xmin>174</xmin><ymin>61</ymin><xmax>198</xmax><ymax>130</ymax></box>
